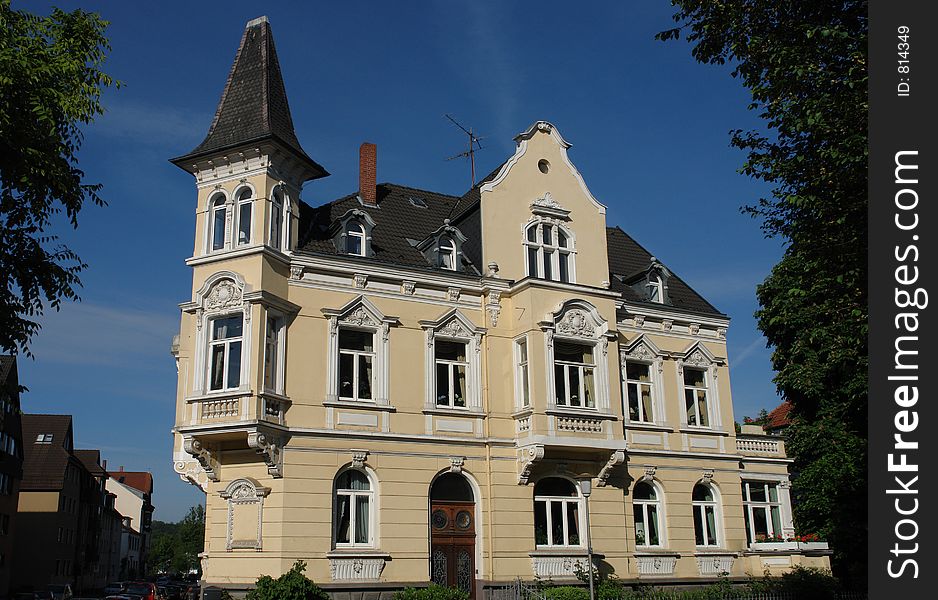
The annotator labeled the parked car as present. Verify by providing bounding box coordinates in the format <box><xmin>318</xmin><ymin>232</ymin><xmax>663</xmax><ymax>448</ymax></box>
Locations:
<box><xmin>14</xmin><ymin>593</ymin><xmax>51</xmax><ymax>600</ymax></box>
<box><xmin>47</xmin><ymin>584</ymin><xmax>72</xmax><ymax>600</ymax></box>
<box><xmin>104</xmin><ymin>582</ymin><xmax>126</xmax><ymax>595</ymax></box>
<box><xmin>124</xmin><ymin>582</ymin><xmax>157</xmax><ymax>600</ymax></box>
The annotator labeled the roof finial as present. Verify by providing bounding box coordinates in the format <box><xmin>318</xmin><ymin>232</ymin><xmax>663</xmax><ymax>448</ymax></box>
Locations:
<box><xmin>246</xmin><ymin>16</ymin><xmax>269</xmax><ymax>28</ymax></box>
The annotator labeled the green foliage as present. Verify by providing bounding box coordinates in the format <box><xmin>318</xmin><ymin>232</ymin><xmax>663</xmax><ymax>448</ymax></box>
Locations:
<box><xmin>246</xmin><ymin>561</ymin><xmax>329</xmax><ymax>600</ymax></box>
<box><xmin>543</xmin><ymin>587</ymin><xmax>588</xmax><ymax>600</ymax></box>
<box><xmin>658</xmin><ymin>0</ymin><xmax>867</xmax><ymax>588</ymax></box>
<box><xmin>148</xmin><ymin>504</ymin><xmax>205</xmax><ymax>576</ymax></box>
<box><xmin>0</xmin><ymin>0</ymin><xmax>119</xmax><ymax>356</ymax></box>
<box><xmin>746</xmin><ymin>566</ymin><xmax>841</xmax><ymax>599</ymax></box>
<box><xmin>393</xmin><ymin>584</ymin><xmax>470</xmax><ymax>600</ymax></box>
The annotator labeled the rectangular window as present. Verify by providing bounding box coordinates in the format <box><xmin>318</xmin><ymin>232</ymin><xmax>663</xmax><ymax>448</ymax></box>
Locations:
<box><xmin>338</xmin><ymin>329</ymin><xmax>375</xmax><ymax>401</ymax></box>
<box><xmin>212</xmin><ymin>205</ymin><xmax>226</xmax><ymax>251</ymax></box>
<box><xmin>516</xmin><ymin>338</ymin><xmax>530</xmax><ymax>408</ymax></box>
<box><xmin>534</xmin><ymin>497</ymin><xmax>581</xmax><ymax>546</ymax></box>
<box><xmin>238</xmin><ymin>201</ymin><xmax>252</xmax><ymax>245</ymax></box>
<box><xmin>625</xmin><ymin>362</ymin><xmax>654</xmax><ymax>423</ymax></box>
<box><xmin>263</xmin><ymin>315</ymin><xmax>283</xmax><ymax>392</ymax></box>
<box><xmin>435</xmin><ymin>340</ymin><xmax>468</xmax><ymax>408</ymax></box>
<box><xmin>683</xmin><ymin>368</ymin><xmax>710</xmax><ymax>427</ymax></box>
<box><xmin>554</xmin><ymin>341</ymin><xmax>595</xmax><ymax>408</ymax></box>
<box><xmin>742</xmin><ymin>481</ymin><xmax>783</xmax><ymax>544</ymax></box>
<box><xmin>209</xmin><ymin>316</ymin><xmax>243</xmax><ymax>391</ymax></box>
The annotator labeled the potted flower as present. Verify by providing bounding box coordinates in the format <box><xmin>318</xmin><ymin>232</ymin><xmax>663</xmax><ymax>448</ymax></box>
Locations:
<box><xmin>793</xmin><ymin>533</ymin><xmax>829</xmax><ymax>551</ymax></box>
<box><xmin>750</xmin><ymin>533</ymin><xmax>798</xmax><ymax>551</ymax></box>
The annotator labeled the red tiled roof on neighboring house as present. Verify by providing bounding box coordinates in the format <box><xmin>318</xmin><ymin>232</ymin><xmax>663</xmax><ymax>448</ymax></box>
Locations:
<box><xmin>109</xmin><ymin>469</ymin><xmax>153</xmax><ymax>495</ymax></box>
<box><xmin>765</xmin><ymin>400</ymin><xmax>794</xmax><ymax>431</ymax></box>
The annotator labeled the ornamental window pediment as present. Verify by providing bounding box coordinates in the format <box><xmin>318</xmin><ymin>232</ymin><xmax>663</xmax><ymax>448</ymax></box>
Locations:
<box><xmin>621</xmin><ymin>335</ymin><xmax>664</xmax><ymax>425</ymax></box>
<box><xmin>192</xmin><ymin>273</ymin><xmax>252</xmax><ymax>396</ymax></box>
<box><xmin>416</xmin><ymin>220</ymin><xmax>469</xmax><ymax>272</ymax></box>
<box><xmin>541</xmin><ymin>300</ymin><xmax>612</xmax><ymax>413</ymax></box>
<box><xmin>420</xmin><ymin>310</ymin><xmax>485</xmax><ymax>412</ymax></box>
<box><xmin>677</xmin><ymin>342</ymin><xmax>724</xmax><ymax>429</ymax></box>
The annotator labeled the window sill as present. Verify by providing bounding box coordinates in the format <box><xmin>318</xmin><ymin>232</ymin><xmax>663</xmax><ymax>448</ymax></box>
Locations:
<box><xmin>679</xmin><ymin>426</ymin><xmax>730</xmax><ymax>436</ymax></box>
<box><xmin>624</xmin><ymin>422</ymin><xmax>673</xmax><ymax>432</ymax></box>
<box><xmin>633</xmin><ymin>549</ymin><xmax>680</xmax><ymax>556</ymax></box>
<box><xmin>530</xmin><ymin>548</ymin><xmax>589</xmax><ymax>557</ymax></box>
<box><xmin>423</xmin><ymin>406</ymin><xmax>487</xmax><ymax>418</ymax></box>
<box><xmin>327</xmin><ymin>549</ymin><xmax>389</xmax><ymax>558</ymax></box>
<box><xmin>547</xmin><ymin>407</ymin><xmax>618</xmax><ymax>421</ymax></box>
<box><xmin>185</xmin><ymin>390</ymin><xmax>252</xmax><ymax>403</ymax></box>
<box><xmin>512</xmin><ymin>408</ymin><xmax>534</xmax><ymax>419</ymax></box>
<box><xmin>324</xmin><ymin>399</ymin><xmax>396</xmax><ymax>412</ymax></box>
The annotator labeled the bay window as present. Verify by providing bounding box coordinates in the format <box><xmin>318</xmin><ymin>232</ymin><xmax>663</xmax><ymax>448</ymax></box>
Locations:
<box><xmin>270</xmin><ymin>188</ymin><xmax>283</xmax><ymax>249</ymax></box>
<box><xmin>534</xmin><ymin>478</ymin><xmax>582</xmax><ymax>547</ymax></box>
<box><xmin>263</xmin><ymin>314</ymin><xmax>284</xmax><ymax>393</ymax></box>
<box><xmin>515</xmin><ymin>337</ymin><xmax>530</xmax><ymax>408</ymax></box>
<box><xmin>554</xmin><ymin>341</ymin><xmax>595</xmax><ymax>408</ymax></box>
<box><xmin>208</xmin><ymin>316</ymin><xmax>242</xmax><ymax>391</ymax></box>
<box><xmin>338</xmin><ymin>329</ymin><xmax>375</xmax><ymax>401</ymax></box>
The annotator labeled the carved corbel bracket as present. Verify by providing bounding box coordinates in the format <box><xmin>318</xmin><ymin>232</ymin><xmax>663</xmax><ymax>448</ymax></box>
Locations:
<box><xmin>183</xmin><ymin>435</ymin><xmax>219</xmax><ymax>482</ymax></box>
<box><xmin>290</xmin><ymin>265</ymin><xmax>305</xmax><ymax>280</ymax></box>
<box><xmin>640</xmin><ymin>464</ymin><xmax>657</xmax><ymax>482</ymax></box>
<box><xmin>701</xmin><ymin>469</ymin><xmax>715</xmax><ymax>484</ymax></box>
<box><xmin>596</xmin><ymin>449</ymin><xmax>626</xmax><ymax>487</ymax></box>
<box><xmin>351</xmin><ymin>449</ymin><xmax>369</xmax><ymax>469</ymax></box>
<box><xmin>449</xmin><ymin>456</ymin><xmax>466</xmax><ymax>473</ymax></box>
<box><xmin>247</xmin><ymin>431</ymin><xmax>284</xmax><ymax>478</ymax></box>
<box><xmin>518</xmin><ymin>444</ymin><xmax>545</xmax><ymax>485</ymax></box>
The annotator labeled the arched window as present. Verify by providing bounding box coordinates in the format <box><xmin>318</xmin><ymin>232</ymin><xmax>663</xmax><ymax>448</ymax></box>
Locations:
<box><xmin>236</xmin><ymin>188</ymin><xmax>253</xmax><ymax>246</ymax></box>
<box><xmin>633</xmin><ymin>481</ymin><xmax>662</xmax><ymax>547</ymax></box>
<box><xmin>693</xmin><ymin>483</ymin><xmax>719</xmax><ymax>546</ymax></box>
<box><xmin>646</xmin><ymin>274</ymin><xmax>663</xmax><ymax>303</ymax></box>
<box><xmin>438</xmin><ymin>236</ymin><xmax>456</xmax><ymax>270</ymax></box>
<box><xmin>334</xmin><ymin>469</ymin><xmax>373</xmax><ymax>547</ymax></box>
<box><xmin>210</xmin><ymin>193</ymin><xmax>227</xmax><ymax>251</ymax></box>
<box><xmin>346</xmin><ymin>221</ymin><xmax>366</xmax><ymax>256</ymax></box>
<box><xmin>525</xmin><ymin>222</ymin><xmax>573</xmax><ymax>283</ymax></box>
<box><xmin>533</xmin><ymin>478</ymin><xmax>582</xmax><ymax>547</ymax></box>
<box><xmin>270</xmin><ymin>188</ymin><xmax>284</xmax><ymax>249</ymax></box>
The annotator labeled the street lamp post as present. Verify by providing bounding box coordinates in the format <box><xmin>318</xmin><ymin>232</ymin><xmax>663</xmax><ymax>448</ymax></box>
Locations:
<box><xmin>579</xmin><ymin>478</ymin><xmax>595</xmax><ymax>600</ymax></box>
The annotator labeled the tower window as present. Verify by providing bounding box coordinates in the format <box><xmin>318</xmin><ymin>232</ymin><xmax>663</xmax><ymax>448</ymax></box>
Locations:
<box><xmin>211</xmin><ymin>194</ymin><xmax>227</xmax><ymax>251</ymax></box>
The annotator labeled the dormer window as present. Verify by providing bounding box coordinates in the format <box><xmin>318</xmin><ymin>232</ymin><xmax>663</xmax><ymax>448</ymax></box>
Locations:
<box><xmin>646</xmin><ymin>274</ymin><xmax>663</xmax><ymax>303</ymax></box>
<box><xmin>525</xmin><ymin>221</ymin><xmax>574</xmax><ymax>283</ymax></box>
<box><xmin>438</xmin><ymin>236</ymin><xmax>456</xmax><ymax>270</ymax></box>
<box><xmin>210</xmin><ymin>193</ymin><xmax>227</xmax><ymax>251</ymax></box>
<box><xmin>236</xmin><ymin>188</ymin><xmax>253</xmax><ymax>246</ymax></box>
<box><xmin>346</xmin><ymin>221</ymin><xmax>366</xmax><ymax>256</ymax></box>
<box><xmin>36</xmin><ymin>434</ymin><xmax>53</xmax><ymax>444</ymax></box>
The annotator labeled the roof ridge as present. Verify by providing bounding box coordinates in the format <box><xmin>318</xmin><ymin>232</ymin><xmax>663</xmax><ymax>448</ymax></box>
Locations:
<box><xmin>378</xmin><ymin>181</ymin><xmax>460</xmax><ymax>199</ymax></box>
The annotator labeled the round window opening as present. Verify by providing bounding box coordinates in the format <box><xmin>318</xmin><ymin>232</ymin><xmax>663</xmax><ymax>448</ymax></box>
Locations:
<box><xmin>432</xmin><ymin>509</ymin><xmax>448</xmax><ymax>529</ymax></box>
<box><xmin>456</xmin><ymin>510</ymin><xmax>472</xmax><ymax>530</ymax></box>
<box><xmin>538</xmin><ymin>159</ymin><xmax>550</xmax><ymax>174</ymax></box>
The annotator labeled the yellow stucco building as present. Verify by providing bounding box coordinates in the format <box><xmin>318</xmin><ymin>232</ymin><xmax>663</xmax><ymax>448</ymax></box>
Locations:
<box><xmin>169</xmin><ymin>16</ymin><xmax>829</xmax><ymax>597</ymax></box>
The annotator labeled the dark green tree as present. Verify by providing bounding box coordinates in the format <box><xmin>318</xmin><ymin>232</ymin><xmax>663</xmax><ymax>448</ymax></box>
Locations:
<box><xmin>147</xmin><ymin>505</ymin><xmax>205</xmax><ymax>576</ymax></box>
<box><xmin>246</xmin><ymin>561</ymin><xmax>329</xmax><ymax>600</ymax></box>
<box><xmin>658</xmin><ymin>0</ymin><xmax>867</xmax><ymax>588</ymax></box>
<box><xmin>0</xmin><ymin>0</ymin><xmax>119</xmax><ymax>356</ymax></box>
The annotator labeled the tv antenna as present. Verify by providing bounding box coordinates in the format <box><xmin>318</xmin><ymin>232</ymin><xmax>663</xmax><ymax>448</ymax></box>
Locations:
<box><xmin>444</xmin><ymin>114</ymin><xmax>484</xmax><ymax>187</ymax></box>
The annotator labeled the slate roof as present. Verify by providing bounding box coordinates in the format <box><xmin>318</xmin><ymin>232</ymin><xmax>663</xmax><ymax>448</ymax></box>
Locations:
<box><xmin>75</xmin><ymin>449</ymin><xmax>107</xmax><ymax>478</ymax></box>
<box><xmin>297</xmin><ymin>187</ymin><xmax>721</xmax><ymax>316</ymax></box>
<box><xmin>20</xmin><ymin>414</ymin><xmax>74</xmax><ymax>491</ymax></box>
<box><xmin>172</xmin><ymin>17</ymin><xmax>327</xmax><ymax>179</ymax></box>
<box><xmin>109</xmin><ymin>470</ymin><xmax>153</xmax><ymax>495</ymax></box>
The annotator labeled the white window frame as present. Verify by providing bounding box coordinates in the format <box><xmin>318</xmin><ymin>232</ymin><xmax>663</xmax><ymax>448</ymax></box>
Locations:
<box><xmin>682</xmin><ymin>367</ymin><xmax>711</xmax><ymax>428</ymax></box>
<box><xmin>263</xmin><ymin>311</ymin><xmax>285</xmax><ymax>394</ymax></box>
<box><xmin>692</xmin><ymin>482</ymin><xmax>722</xmax><ymax>547</ymax></box>
<box><xmin>337</xmin><ymin>327</ymin><xmax>377</xmax><ymax>402</ymax></box>
<box><xmin>323</xmin><ymin>296</ymin><xmax>397</xmax><ymax>407</ymax></box>
<box><xmin>514</xmin><ymin>335</ymin><xmax>531</xmax><ymax>409</ymax></box>
<box><xmin>434</xmin><ymin>339</ymin><xmax>469</xmax><ymax>408</ymax></box>
<box><xmin>533</xmin><ymin>477</ymin><xmax>584</xmax><ymax>549</ymax></box>
<box><xmin>333</xmin><ymin>468</ymin><xmax>376</xmax><ymax>549</ymax></box>
<box><xmin>438</xmin><ymin>236</ymin><xmax>457</xmax><ymax>270</ymax></box>
<box><xmin>632</xmin><ymin>479</ymin><xmax>665</xmax><ymax>548</ymax></box>
<box><xmin>421</xmin><ymin>310</ymin><xmax>484</xmax><ymax>412</ymax></box>
<box><xmin>742</xmin><ymin>479</ymin><xmax>790</xmax><ymax>544</ymax></box>
<box><xmin>646</xmin><ymin>275</ymin><xmax>663</xmax><ymax>303</ymax></box>
<box><xmin>553</xmin><ymin>341</ymin><xmax>596</xmax><ymax>409</ymax></box>
<box><xmin>677</xmin><ymin>344</ymin><xmax>722</xmax><ymax>430</ymax></box>
<box><xmin>207</xmin><ymin>314</ymin><xmax>244</xmax><ymax>392</ymax></box>
<box><xmin>623</xmin><ymin>360</ymin><xmax>656</xmax><ymax>423</ymax></box>
<box><xmin>523</xmin><ymin>220</ymin><xmax>575</xmax><ymax>283</ymax></box>
<box><xmin>208</xmin><ymin>192</ymin><xmax>229</xmax><ymax>253</ymax></box>
<box><xmin>190</xmin><ymin>272</ymin><xmax>253</xmax><ymax>398</ymax></box>
<box><xmin>270</xmin><ymin>187</ymin><xmax>284</xmax><ymax>250</ymax></box>
<box><xmin>235</xmin><ymin>186</ymin><xmax>254</xmax><ymax>246</ymax></box>
<box><xmin>543</xmin><ymin>301</ymin><xmax>611</xmax><ymax>414</ymax></box>
<box><xmin>346</xmin><ymin>221</ymin><xmax>366</xmax><ymax>256</ymax></box>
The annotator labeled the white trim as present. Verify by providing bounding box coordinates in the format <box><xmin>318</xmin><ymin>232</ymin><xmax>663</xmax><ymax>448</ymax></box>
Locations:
<box><xmin>692</xmin><ymin>480</ymin><xmax>724</xmax><ymax>548</ymax></box>
<box><xmin>333</xmin><ymin>465</ymin><xmax>379</xmax><ymax>549</ymax></box>
<box><xmin>533</xmin><ymin>476</ymin><xmax>586</xmax><ymax>549</ymax></box>
<box><xmin>522</xmin><ymin>218</ymin><xmax>577</xmax><ymax>284</ymax></box>
<box><xmin>632</xmin><ymin>478</ymin><xmax>667</xmax><ymax>549</ymax></box>
<box><xmin>513</xmin><ymin>334</ymin><xmax>531</xmax><ymax>410</ymax></box>
<box><xmin>542</xmin><ymin>300</ymin><xmax>612</xmax><ymax>413</ymax></box>
<box><xmin>233</xmin><ymin>183</ymin><xmax>256</xmax><ymax>247</ymax></box>
<box><xmin>420</xmin><ymin>310</ymin><xmax>485</xmax><ymax>412</ymax></box>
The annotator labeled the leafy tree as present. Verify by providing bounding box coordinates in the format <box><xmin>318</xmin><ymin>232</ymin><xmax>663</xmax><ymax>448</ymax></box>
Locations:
<box><xmin>147</xmin><ymin>505</ymin><xmax>205</xmax><ymax>576</ymax></box>
<box><xmin>658</xmin><ymin>0</ymin><xmax>867</xmax><ymax>587</ymax></box>
<box><xmin>246</xmin><ymin>561</ymin><xmax>329</xmax><ymax>600</ymax></box>
<box><xmin>0</xmin><ymin>0</ymin><xmax>119</xmax><ymax>356</ymax></box>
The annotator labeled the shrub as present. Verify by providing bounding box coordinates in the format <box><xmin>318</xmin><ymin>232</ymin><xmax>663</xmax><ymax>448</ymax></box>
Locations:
<box><xmin>543</xmin><ymin>586</ymin><xmax>589</xmax><ymax>600</ymax></box>
<box><xmin>393</xmin><ymin>584</ymin><xmax>470</xmax><ymax>600</ymax></box>
<box><xmin>245</xmin><ymin>561</ymin><xmax>329</xmax><ymax>600</ymax></box>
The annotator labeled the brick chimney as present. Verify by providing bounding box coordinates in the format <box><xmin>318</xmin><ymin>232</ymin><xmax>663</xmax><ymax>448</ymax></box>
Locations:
<box><xmin>359</xmin><ymin>142</ymin><xmax>377</xmax><ymax>206</ymax></box>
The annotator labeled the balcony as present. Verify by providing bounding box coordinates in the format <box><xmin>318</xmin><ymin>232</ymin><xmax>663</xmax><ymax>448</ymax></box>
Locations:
<box><xmin>185</xmin><ymin>391</ymin><xmax>289</xmax><ymax>427</ymax></box>
<box><xmin>735</xmin><ymin>435</ymin><xmax>785</xmax><ymax>458</ymax></box>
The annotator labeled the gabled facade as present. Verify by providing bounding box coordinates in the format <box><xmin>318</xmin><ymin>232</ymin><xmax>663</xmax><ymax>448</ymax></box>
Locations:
<box><xmin>170</xmin><ymin>17</ymin><xmax>829</xmax><ymax>597</ymax></box>
<box><xmin>106</xmin><ymin>468</ymin><xmax>154</xmax><ymax>578</ymax></box>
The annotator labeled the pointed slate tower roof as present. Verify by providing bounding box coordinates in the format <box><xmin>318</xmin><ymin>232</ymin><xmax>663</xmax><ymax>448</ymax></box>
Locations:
<box><xmin>172</xmin><ymin>16</ymin><xmax>327</xmax><ymax>179</ymax></box>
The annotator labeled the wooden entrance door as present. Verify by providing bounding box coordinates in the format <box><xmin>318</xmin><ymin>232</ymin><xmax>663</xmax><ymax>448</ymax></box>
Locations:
<box><xmin>430</xmin><ymin>502</ymin><xmax>475</xmax><ymax>596</ymax></box>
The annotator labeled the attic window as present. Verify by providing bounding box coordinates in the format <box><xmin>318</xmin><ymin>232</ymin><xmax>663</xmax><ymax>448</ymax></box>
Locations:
<box><xmin>438</xmin><ymin>237</ymin><xmax>457</xmax><ymax>270</ymax></box>
<box><xmin>538</xmin><ymin>159</ymin><xmax>550</xmax><ymax>174</ymax></box>
<box><xmin>409</xmin><ymin>196</ymin><xmax>428</xmax><ymax>208</ymax></box>
<box><xmin>36</xmin><ymin>434</ymin><xmax>53</xmax><ymax>443</ymax></box>
<box><xmin>646</xmin><ymin>275</ymin><xmax>663</xmax><ymax>303</ymax></box>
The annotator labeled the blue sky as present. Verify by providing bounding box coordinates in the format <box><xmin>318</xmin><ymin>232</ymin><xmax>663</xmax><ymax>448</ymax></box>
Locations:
<box><xmin>18</xmin><ymin>1</ymin><xmax>783</xmax><ymax>522</ymax></box>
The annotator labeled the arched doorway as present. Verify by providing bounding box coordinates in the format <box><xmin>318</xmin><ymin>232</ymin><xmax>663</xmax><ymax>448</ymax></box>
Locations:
<box><xmin>429</xmin><ymin>473</ymin><xmax>475</xmax><ymax>596</ymax></box>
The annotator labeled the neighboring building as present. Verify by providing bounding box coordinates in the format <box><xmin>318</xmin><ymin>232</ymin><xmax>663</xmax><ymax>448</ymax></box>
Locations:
<box><xmin>13</xmin><ymin>415</ymin><xmax>89</xmax><ymax>592</ymax></box>
<box><xmin>0</xmin><ymin>357</ymin><xmax>25</xmax><ymax>598</ymax></box>
<box><xmin>74</xmin><ymin>450</ymin><xmax>122</xmax><ymax>591</ymax></box>
<box><xmin>763</xmin><ymin>400</ymin><xmax>793</xmax><ymax>437</ymax></box>
<box><xmin>170</xmin><ymin>16</ymin><xmax>830</xmax><ymax>596</ymax></box>
<box><xmin>106</xmin><ymin>468</ymin><xmax>154</xmax><ymax>577</ymax></box>
<box><xmin>118</xmin><ymin>517</ymin><xmax>142</xmax><ymax>580</ymax></box>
